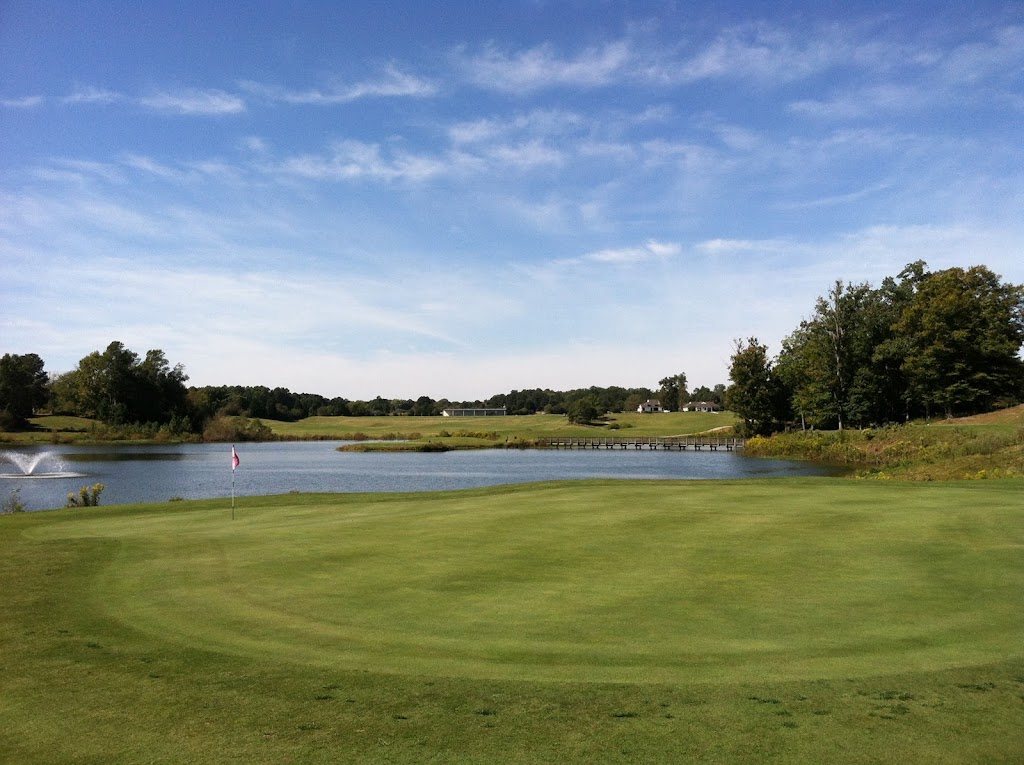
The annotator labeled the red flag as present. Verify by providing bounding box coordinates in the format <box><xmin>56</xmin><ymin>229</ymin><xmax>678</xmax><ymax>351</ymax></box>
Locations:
<box><xmin>232</xmin><ymin>446</ymin><xmax>240</xmax><ymax>470</ymax></box>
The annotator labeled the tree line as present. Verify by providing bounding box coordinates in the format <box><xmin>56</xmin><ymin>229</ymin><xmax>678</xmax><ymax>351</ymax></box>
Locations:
<box><xmin>1</xmin><ymin>342</ymin><xmax>724</xmax><ymax>435</ymax></box>
<box><xmin>724</xmin><ymin>262</ymin><xmax>1024</xmax><ymax>435</ymax></box>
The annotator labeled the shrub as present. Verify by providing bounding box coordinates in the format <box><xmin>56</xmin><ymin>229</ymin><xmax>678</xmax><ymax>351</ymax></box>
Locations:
<box><xmin>67</xmin><ymin>483</ymin><xmax>105</xmax><ymax>508</ymax></box>
<box><xmin>2</xmin><ymin>488</ymin><xmax>25</xmax><ymax>514</ymax></box>
<box><xmin>0</xmin><ymin>410</ymin><xmax>22</xmax><ymax>432</ymax></box>
<box><xmin>202</xmin><ymin>415</ymin><xmax>275</xmax><ymax>442</ymax></box>
<box><xmin>452</xmin><ymin>430</ymin><xmax>500</xmax><ymax>440</ymax></box>
<box><xmin>416</xmin><ymin>442</ymin><xmax>451</xmax><ymax>452</ymax></box>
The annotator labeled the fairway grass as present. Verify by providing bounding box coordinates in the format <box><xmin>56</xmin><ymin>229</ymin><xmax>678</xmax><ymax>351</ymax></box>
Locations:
<box><xmin>2</xmin><ymin>479</ymin><xmax>1023</xmax><ymax>763</ymax></box>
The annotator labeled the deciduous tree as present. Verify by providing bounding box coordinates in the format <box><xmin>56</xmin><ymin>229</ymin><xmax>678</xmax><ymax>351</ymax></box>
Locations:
<box><xmin>0</xmin><ymin>353</ymin><xmax>48</xmax><ymax>428</ymax></box>
<box><xmin>894</xmin><ymin>265</ymin><xmax>1024</xmax><ymax>417</ymax></box>
<box><xmin>724</xmin><ymin>338</ymin><xmax>786</xmax><ymax>436</ymax></box>
<box><xmin>658</xmin><ymin>373</ymin><xmax>688</xmax><ymax>412</ymax></box>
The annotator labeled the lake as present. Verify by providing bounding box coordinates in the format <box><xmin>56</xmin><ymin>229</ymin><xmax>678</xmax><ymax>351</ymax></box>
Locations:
<box><xmin>1</xmin><ymin>442</ymin><xmax>835</xmax><ymax>511</ymax></box>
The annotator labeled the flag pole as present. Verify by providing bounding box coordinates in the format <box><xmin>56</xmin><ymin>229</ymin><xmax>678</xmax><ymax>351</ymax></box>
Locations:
<box><xmin>231</xmin><ymin>444</ymin><xmax>237</xmax><ymax>520</ymax></box>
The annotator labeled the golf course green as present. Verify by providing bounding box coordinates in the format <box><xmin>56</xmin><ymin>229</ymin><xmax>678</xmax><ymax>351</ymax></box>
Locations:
<box><xmin>2</xmin><ymin>478</ymin><xmax>1023</xmax><ymax>763</ymax></box>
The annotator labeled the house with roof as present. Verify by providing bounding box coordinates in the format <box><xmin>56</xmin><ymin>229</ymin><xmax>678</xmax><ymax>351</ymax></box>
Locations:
<box><xmin>636</xmin><ymin>399</ymin><xmax>663</xmax><ymax>413</ymax></box>
<box><xmin>681</xmin><ymin>401</ymin><xmax>721</xmax><ymax>413</ymax></box>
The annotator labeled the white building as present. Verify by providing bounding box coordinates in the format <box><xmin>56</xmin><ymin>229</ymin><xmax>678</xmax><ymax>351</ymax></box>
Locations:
<box><xmin>681</xmin><ymin>401</ymin><xmax>721</xmax><ymax>413</ymax></box>
<box><xmin>441</xmin><ymin>407</ymin><xmax>507</xmax><ymax>417</ymax></box>
<box><xmin>637</xmin><ymin>400</ymin><xmax>663</xmax><ymax>413</ymax></box>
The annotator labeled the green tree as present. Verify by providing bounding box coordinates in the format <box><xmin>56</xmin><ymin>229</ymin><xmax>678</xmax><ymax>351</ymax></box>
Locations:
<box><xmin>724</xmin><ymin>338</ymin><xmax>786</xmax><ymax>436</ymax></box>
<box><xmin>0</xmin><ymin>352</ymin><xmax>48</xmax><ymax>428</ymax></box>
<box><xmin>776</xmin><ymin>267</ymin><xmax>927</xmax><ymax>429</ymax></box>
<box><xmin>135</xmin><ymin>349</ymin><xmax>189</xmax><ymax>423</ymax></box>
<box><xmin>658</xmin><ymin>373</ymin><xmax>688</xmax><ymax>412</ymax></box>
<box><xmin>711</xmin><ymin>383</ymin><xmax>726</xmax><ymax>405</ymax></box>
<box><xmin>894</xmin><ymin>265</ymin><xmax>1024</xmax><ymax>417</ymax></box>
<box><xmin>566</xmin><ymin>397</ymin><xmax>599</xmax><ymax>425</ymax></box>
<box><xmin>59</xmin><ymin>342</ymin><xmax>190</xmax><ymax>426</ymax></box>
<box><xmin>411</xmin><ymin>396</ymin><xmax>437</xmax><ymax>416</ymax></box>
<box><xmin>776</xmin><ymin>281</ymin><xmax>877</xmax><ymax>430</ymax></box>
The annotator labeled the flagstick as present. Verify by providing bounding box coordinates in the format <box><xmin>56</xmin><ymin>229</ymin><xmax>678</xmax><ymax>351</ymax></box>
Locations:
<box><xmin>231</xmin><ymin>444</ymin><xmax>236</xmax><ymax>521</ymax></box>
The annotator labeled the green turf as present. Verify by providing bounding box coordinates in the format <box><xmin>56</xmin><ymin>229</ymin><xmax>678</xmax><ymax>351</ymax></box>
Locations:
<box><xmin>2</xmin><ymin>479</ymin><xmax>1023</xmax><ymax>763</ymax></box>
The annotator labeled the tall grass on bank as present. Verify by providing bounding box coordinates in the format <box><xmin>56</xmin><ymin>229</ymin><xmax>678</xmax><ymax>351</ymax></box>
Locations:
<box><xmin>745</xmin><ymin>419</ymin><xmax>1024</xmax><ymax>480</ymax></box>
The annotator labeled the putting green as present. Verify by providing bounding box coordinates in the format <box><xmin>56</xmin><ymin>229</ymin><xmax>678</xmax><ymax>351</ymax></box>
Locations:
<box><xmin>28</xmin><ymin>479</ymin><xmax>1024</xmax><ymax>684</ymax></box>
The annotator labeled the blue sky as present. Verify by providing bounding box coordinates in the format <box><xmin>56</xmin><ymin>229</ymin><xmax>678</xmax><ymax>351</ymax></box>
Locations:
<box><xmin>2</xmin><ymin>1</ymin><xmax>1022</xmax><ymax>400</ymax></box>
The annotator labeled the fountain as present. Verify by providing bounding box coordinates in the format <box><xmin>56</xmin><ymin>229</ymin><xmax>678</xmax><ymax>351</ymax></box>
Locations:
<box><xmin>0</xmin><ymin>450</ymin><xmax>85</xmax><ymax>479</ymax></box>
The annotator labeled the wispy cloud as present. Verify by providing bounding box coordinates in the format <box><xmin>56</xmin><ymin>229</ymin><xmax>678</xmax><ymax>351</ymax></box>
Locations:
<box><xmin>520</xmin><ymin>239</ymin><xmax>683</xmax><ymax>284</ymax></box>
<box><xmin>240</xmin><ymin>64</ymin><xmax>437</xmax><ymax>105</ymax></box>
<box><xmin>486</xmin><ymin>140</ymin><xmax>565</xmax><ymax>170</ymax></box>
<box><xmin>139</xmin><ymin>88</ymin><xmax>246</xmax><ymax>115</ymax></box>
<box><xmin>448</xmin><ymin>109</ymin><xmax>583</xmax><ymax>145</ymax></box>
<box><xmin>458</xmin><ymin>40</ymin><xmax>633</xmax><ymax>93</ymax></box>
<box><xmin>790</xmin><ymin>24</ymin><xmax>1024</xmax><ymax>120</ymax></box>
<box><xmin>674</xmin><ymin>23</ymin><xmax>839</xmax><ymax>84</ymax></box>
<box><xmin>277</xmin><ymin>140</ymin><xmax>449</xmax><ymax>182</ymax></box>
<box><xmin>776</xmin><ymin>181</ymin><xmax>894</xmax><ymax>210</ymax></box>
<box><xmin>696</xmin><ymin>238</ymin><xmax>796</xmax><ymax>255</ymax></box>
<box><xmin>1</xmin><ymin>95</ymin><xmax>44</xmax><ymax>109</ymax></box>
<box><xmin>62</xmin><ymin>86</ymin><xmax>124</xmax><ymax>105</ymax></box>
<box><xmin>941</xmin><ymin>24</ymin><xmax>1024</xmax><ymax>84</ymax></box>
<box><xmin>585</xmin><ymin>239</ymin><xmax>681</xmax><ymax>263</ymax></box>
<box><xmin>457</xmin><ymin>24</ymin><xmax>853</xmax><ymax>94</ymax></box>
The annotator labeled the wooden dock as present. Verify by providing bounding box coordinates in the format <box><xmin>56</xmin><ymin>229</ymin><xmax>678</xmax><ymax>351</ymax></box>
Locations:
<box><xmin>536</xmin><ymin>436</ymin><xmax>746</xmax><ymax>451</ymax></box>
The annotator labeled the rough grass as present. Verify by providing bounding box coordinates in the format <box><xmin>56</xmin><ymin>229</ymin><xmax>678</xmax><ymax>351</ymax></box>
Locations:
<box><xmin>745</xmin><ymin>405</ymin><xmax>1024</xmax><ymax>480</ymax></box>
<box><xmin>2</xmin><ymin>479</ymin><xmax>1022</xmax><ymax>763</ymax></box>
<box><xmin>0</xmin><ymin>416</ymin><xmax>98</xmax><ymax>444</ymax></box>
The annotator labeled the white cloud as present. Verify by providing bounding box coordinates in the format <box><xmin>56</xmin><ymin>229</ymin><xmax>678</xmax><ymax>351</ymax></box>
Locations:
<box><xmin>456</xmin><ymin>28</ymin><xmax>843</xmax><ymax>94</ymax></box>
<box><xmin>240</xmin><ymin>64</ymin><xmax>437</xmax><ymax>104</ymax></box>
<box><xmin>2</xmin><ymin>95</ymin><xmax>44</xmax><ymax>108</ymax></box>
<box><xmin>776</xmin><ymin>181</ymin><xmax>894</xmax><ymax>210</ymax></box>
<box><xmin>789</xmin><ymin>83</ymin><xmax>931</xmax><ymax>119</ymax></box>
<box><xmin>278</xmin><ymin>140</ymin><xmax>449</xmax><ymax>182</ymax></box>
<box><xmin>518</xmin><ymin>239</ymin><xmax>683</xmax><ymax>285</ymax></box>
<box><xmin>676</xmin><ymin>24</ymin><xmax>837</xmax><ymax>84</ymax></box>
<box><xmin>62</xmin><ymin>86</ymin><xmax>124</xmax><ymax>105</ymax></box>
<box><xmin>578</xmin><ymin>140</ymin><xmax>636</xmax><ymax>162</ymax></box>
<box><xmin>34</xmin><ymin>159</ymin><xmax>128</xmax><ymax>185</ymax></box>
<box><xmin>140</xmin><ymin>88</ymin><xmax>246</xmax><ymax>115</ymax></box>
<box><xmin>459</xmin><ymin>40</ymin><xmax>633</xmax><ymax>93</ymax></box>
<box><xmin>644</xmin><ymin>240</ymin><xmax>683</xmax><ymax>258</ymax></box>
<box><xmin>696</xmin><ymin>238</ymin><xmax>791</xmax><ymax>255</ymax></box>
<box><xmin>941</xmin><ymin>24</ymin><xmax>1024</xmax><ymax>84</ymax></box>
<box><xmin>585</xmin><ymin>239</ymin><xmax>681</xmax><ymax>263</ymax></box>
<box><xmin>241</xmin><ymin>136</ymin><xmax>269</xmax><ymax>153</ymax></box>
<box><xmin>487</xmin><ymin>140</ymin><xmax>565</xmax><ymax>170</ymax></box>
<box><xmin>448</xmin><ymin>109</ymin><xmax>583</xmax><ymax>145</ymax></box>
<box><xmin>120</xmin><ymin>154</ymin><xmax>187</xmax><ymax>181</ymax></box>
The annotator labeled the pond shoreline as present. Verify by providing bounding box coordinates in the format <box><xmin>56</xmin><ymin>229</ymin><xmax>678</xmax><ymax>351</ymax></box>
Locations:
<box><xmin>1</xmin><ymin>441</ymin><xmax>837</xmax><ymax>511</ymax></box>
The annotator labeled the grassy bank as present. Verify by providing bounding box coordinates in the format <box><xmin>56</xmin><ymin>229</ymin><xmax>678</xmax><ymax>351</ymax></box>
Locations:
<box><xmin>269</xmin><ymin>411</ymin><xmax>737</xmax><ymax>450</ymax></box>
<box><xmin>3</xmin><ymin>412</ymin><xmax>736</xmax><ymax>449</ymax></box>
<box><xmin>2</xmin><ymin>479</ymin><xmax>1023</xmax><ymax>763</ymax></box>
<box><xmin>745</xmin><ymin>405</ymin><xmax>1024</xmax><ymax>480</ymax></box>
<box><xmin>0</xmin><ymin>416</ymin><xmax>99</xmax><ymax>444</ymax></box>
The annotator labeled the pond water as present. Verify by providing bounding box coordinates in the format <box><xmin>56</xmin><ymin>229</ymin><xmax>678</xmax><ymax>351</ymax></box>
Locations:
<box><xmin>0</xmin><ymin>442</ymin><xmax>835</xmax><ymax>511</ymax></box>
